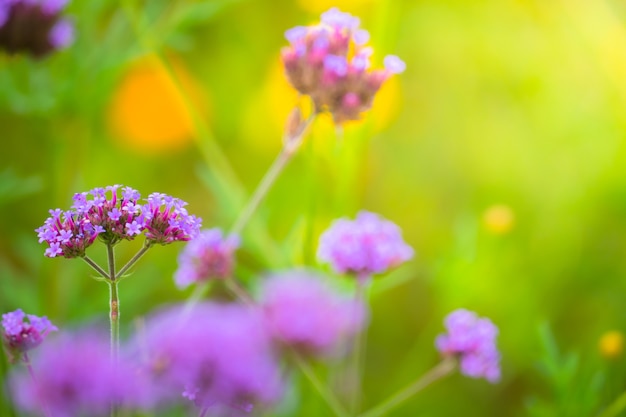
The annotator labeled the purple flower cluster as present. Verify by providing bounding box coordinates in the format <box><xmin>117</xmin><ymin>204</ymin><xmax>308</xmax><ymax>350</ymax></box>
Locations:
<box><xmin>1</xmin><ymin>309</ymin><xmax>57</xmax><ymax>359</ymax></box>
<box><xmin>259</xmin><ymin>270</ymin><xmax>366</xmax><ymax>357</ymax></box>
<box><xmin>134</xmin><ymin>303</ymin><xmax>283</xmax><ymax>413</ymax></box>
<box><xmin>317</xmin><ymin>210</ymin><xmax>414</xmax><ymax>278</ymax></box>
<box><xmin>281</xmin><ymin>7</ymin><xmax>405</xmax><ymax>123</ymax></box>
<box><xmin>435</xmin><ymin>309</ymin><xmax>501</xmax><ymax>383</ymax></box>
<box><xmin>174</xmin><ymin>228</ymin><xmax>239</xmax><ymax>289</ymax></box>
<box><xmin>11</xmin><ymin>331</ymin><xmax>149</xmax><ymax>417</ymax></box>
<box><xmin>36</xmin><ymin>185</ymin><xmax>201</xmax><ymax>258</ymax></box>
<box><xmin>0</xmin><ymin>0</ymin><xmax>74</xmax><ymax>58</ymax></box>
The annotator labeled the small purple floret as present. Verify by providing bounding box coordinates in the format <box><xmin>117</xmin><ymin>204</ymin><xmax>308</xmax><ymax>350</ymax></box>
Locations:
<box><xmin>384</xmin><ymin>55</ymin><xmax>406</xmax><ymax>74</ymax></box>
<box><xmin>317</xmin><ymin>210</ymin><xmax>414</xmax><ymax>277</ymax></box>
<box><xmin>435</xmin><ymin>309</ymin><xmax>501</xmax><ymax>383</ymax></box>
<box><xmin>1</xmin><ymin>309</ymin><xmax>57</xmax><ymax>358</ymax></box>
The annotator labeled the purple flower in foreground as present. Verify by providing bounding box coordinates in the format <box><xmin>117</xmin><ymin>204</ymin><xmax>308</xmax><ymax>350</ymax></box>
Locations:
<box><xmin>11</xmin><ymin>331</ymin><xmax>148</xmax><ymax>417</ymax></box>
<box><xmin>142</xmin><ymin>192</ymin><xmax>202</xmax><ymax>245</ymax></box>
<box><xmin>36</xmin><ymin>185</ymin><xmax>202</xmax><ymax>257</ymax></box>
<box><xmin>435</xmin><ymin>309</ymin><xmax>501</xmax><ymax>383</ymax></box>
<box><xmin>0</xmin><ymin>0</ymin><xmax>74</xmax><ymax>58</ymax></box>
<box><xmin>281</xmin><ymin>7</ymin><xmax>405</xmax><ymax>123</ymax></box>
<box><xmin>133</xmin><ymin>303</ymin><xmax>283</xmax><ymax>413</ymax></box>
<box><xmin>1</xmin><ymin>309</ymin><xmax>57</xmax><ymax>360</ymax></box>
<box><xmin>317</xmin><ymin>210</ymin><xmax>414</xmax><ymax>278</ymax></box>
<box><xmin>259</xmin><ymin>270</ymin><xmax>366</xmax><ymax>357</ymax></box>
<box><xmin>174</xmin><ymin>228</ymin><xmax>239</xmax><ymax>289</ymax></box>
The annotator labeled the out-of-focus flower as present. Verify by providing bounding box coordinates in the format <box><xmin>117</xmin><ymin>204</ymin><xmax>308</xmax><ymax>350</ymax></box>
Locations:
<box><xmin>11</xmin><ymin>331</ymin><xmax>148</xmax><ymax>417</ymax></box>
<box><xmin>599</xmin><ymin>330</ymin><xmax>624</xmax><ymax>360</ymax></box>
<box><xmin>36</xmin><ymin>185</ymin><xmax>202</xmax><ymax>257</ymax></box>
<box><xmin>259</xmin><ymin>270</ymin><xmax>366</xmax><ymax>357</ymax></box>
<box><xmin>482</xmin><ymin>204</ymin><xmax>515</xmax><ymax>235</ymax></box>
<box><xmin>0</xmin><ymin>0</ymin><xmax>74</xmax><ymax>58</ymax></box>
<box><xmin>1</xmin><ymin>309</ymin><xmax>56</xmax><ymax>361</ymax></box>
<box><xmin>435</xmin><ymin>309</ymin><xmax>500</xmax><ymax>383</ymax></box>
<box><xmin>108</xmin><ymin>55</ymin><xmax>207</xmax><ymax>155</ymax></box>
<box><xmin>174</xmin><ymin>228</ymin><xmax>239</xmax><ymax>290</ymax></box>
<box><xmin>133</xmin><ymin>303</ymin><xmax>283</xmax><ymax>413</ymax></box>
<box><xmin>281</xmin><ymin>7</ymin><xmax>405</xmax><ymax>123</ymax></box>
<box><xmin>317</xmin><ymin>210</ymin><xmax>413</xmax><ymax>278</ymax></box>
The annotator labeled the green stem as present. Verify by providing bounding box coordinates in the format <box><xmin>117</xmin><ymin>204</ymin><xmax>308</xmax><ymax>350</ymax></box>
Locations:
<box><xmin>106</xmin><ymin>244</ymin><xmax>116</xmax><ymax>281</ymax></box>
<box><xmin>116</xmin><ymin>243</ymin><xmax>152</xmax><ymax>278</ymax></box>
<box><xmin>81</xmin><ymin>256</ymin><xmax>110</xmax><ymax>280</ymax></box>
<box><xmin>228</xmin><ymin>114</ymin><xmax>315</xmax><ymax>238</ymax></box>
<box><xmin>359</xmin><ymin>358</ymin><xmax>456</xmax><ymax>417</ymax></box>
<box><xmin>292</xmin><ymin>350</ymin><xmax>350</xmax><ymax>417</ymax></box>
<box><xmin>597</xmin><ymin>390</ymin><xmax>626</xmax><ymax>417</ymax></box>
<box><xmin>23</xmin><ymin>353</ymin><xmax>53</xmax><ymax>417</ymax></box>
<box><xmin>349</xmin><ymin>277</ymin><xmax>369</xmax><ymax>415</ymax></box>
<box><xmin>106</xmin><ymin>243</ymin><xmax>120</xmax><ymax>417</ymax></box>
<box><xmin>225</xmin><ymin>277</ymin><xmax>256</xmax><ymax>307</ymax></box>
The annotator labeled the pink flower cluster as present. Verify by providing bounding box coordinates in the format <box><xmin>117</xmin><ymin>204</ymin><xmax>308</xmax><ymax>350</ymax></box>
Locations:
<box><xmin>0</xmin><ymin>0</ymin><xmax>74</xmax><ymax>58</ymax></box>
<box><xmin>259</xmin><ymin>270</ymin><xmax>366</xmax><ymax>357</ymax></box>
<box><xmin>317</xmin><ymin>210</ymin><xmax>414</xmax><ymax>278</ymax></box>
<box><xmin>435</xmin><ymin>309</ymin><xmax>501</xmax><ymax>383</ymax></box>
<box><xmin>174</xmin><ymin>228</ymin><xmax>239</xmax><ymax>289</ymax></box>
<box><xmin>36</xmin><ymin>185</ymin><xmax>202</xmax><ymax>258</ymax></box>
<box><xmin>1</xmin><ymin>309</ymin><xmax>57</xmax><ymax>359</ymax></box>
<box><xmin>281</xmin><ymin>7</ymin><xmax>406</xmax><ymax>123</ymax></box>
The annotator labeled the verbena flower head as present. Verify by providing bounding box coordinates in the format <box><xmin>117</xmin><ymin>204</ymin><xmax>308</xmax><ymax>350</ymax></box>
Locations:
<box><xmin>435</xmin><ymin>309</ymin><xmax>501</xmax><ymax>383</ymax></box>
<box><xmin>259</xmin><ymin>270</ymin><xmax>366</xmax><ymax>357</ymax></box>
<box><xmin>281</xmin><ymin>7</ymin><xmax>405</xmax><ymax>123</ymax></box>
<box><xmin>133</xmin><ymin>303</ymin><xmax>283</xmax><ymax>413</ymax></box>
<box><xmin>174</xmin><ymin>228</ymin><xmax>239</xmax><ymax>289</ymax></box>
<box><xmin>11</xmin><ymin>330</ymin><xmax>148</xmax><ymax>417</ymax></box>
<box><xmin>0</xmin><ymin>0</ymin><xmax>74</xmax><ymax>58</ymax></box>
<box><xmin>317</xmin><ymin>210</ymin><xmax>414</xmax><ymax>278</ymax></box>
<box><xmin>36</xmin><ymin>185</ymin><xmax>202</xmax><ymax>258</ymax></box>
<box><xmin>141</xmin><ymin>192</ymin><xmax>202</xmax><ymax>245</ymax></box>
<box><xmin>1</xmin><ymin>309</ymin><xmax>56</xmax><ymax>360</ymax></box>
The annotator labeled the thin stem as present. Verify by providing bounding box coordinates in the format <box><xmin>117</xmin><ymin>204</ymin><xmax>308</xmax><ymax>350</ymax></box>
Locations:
<box><xmin>349</xmin><ymin>277</ymin><xmax>369</xmax><ymax>415</ymax></box>
<box><xmin>292</xmin><ymin>350</ymin><xmax>350</xmax><ymax>417</ymax></box>
<box><xmin>108</xmin><ymin>280</ymin><xmax>120</xmax><ymax>362</ymax></box>
<box><xmin>81</xmin><ymin>256</ymin><xmax>110</xmax><ymax>280</ymax></box>
<box><xmin>597</xmin><ymin>389</ymin><xmax>626</xmax><ymax>417</ymax></box>
<box><xmin>359</xmin><ymin>357</ymin><xmax>456</xmax><ymax>417</ymax></box>
<box><xmin>225</xmin><ymin>278</ymin><xmax>256</xmax><ymax>307</ymax></box>
<box><xmin>23</xmin><ymin>353</ymin><xmax>53</xmax><ymax>417</ymax></box>
<box><xmin>106</xmin><ymin>244</ymin><xmax>116</xmax><ymax>281</ymax></box>
<box><xmin>116</xmin><ymin>243</ymin><xmax>152</xmax><ymax>278</ymax></box>
<box><xmin>199</xmin><ymin>408</ymin><xmax>208</xmax><ymax>417</ymax></box>
<box><xmin>228</xmin><ymin>115</ymin><xmax>315</xmax><ymax>238</ymax></box>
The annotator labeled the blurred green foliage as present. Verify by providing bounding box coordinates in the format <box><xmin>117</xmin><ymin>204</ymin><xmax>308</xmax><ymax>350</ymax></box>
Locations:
<box><xmin>3</xmin><ymin>0</ymin><xmax>626</xmax><ymax>415</ymax></box>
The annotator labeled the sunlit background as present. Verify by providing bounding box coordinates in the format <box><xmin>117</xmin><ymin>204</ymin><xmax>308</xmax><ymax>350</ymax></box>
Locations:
<box><xmin>2</xmin><ymin>0</ymin><xmax>626</xmax><ymax>415</ymax></box>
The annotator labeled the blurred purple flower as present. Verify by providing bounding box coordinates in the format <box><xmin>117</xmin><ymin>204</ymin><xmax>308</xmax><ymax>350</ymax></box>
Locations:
<box><xmin>259</xmin><ymin>270</ymin><xmax>366</xmax><ymax>357</ymax></box>
<box><xmin>11</xmin><ymin>331</ymin><xmax>149</xmax><ymax>417</ymax></box>
<box><xmin>174</xmin><ymin>228</ymin><xmax>239</xmax><ymax>289</ymax></box>
<box><xmin>131</xmin><ymin>303</ymin><xmax>283</xmax><ymax>413</ymax></box>
<box><xmin>435</xmin><ymin>309</ymin><xmax>501</xmax><ymax>383</ymax></box>
<box><xmin>317</xmin><ymin>211</ymin><xmax>414</xmax><ymax>278</ymax></box>
<box><xmin>281</xmin><ymin>7</ymin><xmax>405</xmax><ymax>123</ymax></box>
<box><xmin>0</xmin><ymin>0</ymin><xmax>74</xmax><ymax>58</ymax></box>
<box><xmin>1</xmin><ymin>309</ymin><xmax>57</xmax><ymax>360</ymax></box>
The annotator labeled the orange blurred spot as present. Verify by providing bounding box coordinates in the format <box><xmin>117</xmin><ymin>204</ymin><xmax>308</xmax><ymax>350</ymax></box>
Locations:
<box><xmin>482</xmin><ymin>204</ymin><xmax>515</xmax><ymax>235</ymax></box>
<box><xmin>599</xmin><ymin>331</ymin><xmax>624</xmax><ymax>360</ymax></box>
<box><xmin>108</xmin><ymin>55</ymin><xmax>206</xmax><ymax>155</ymax></box>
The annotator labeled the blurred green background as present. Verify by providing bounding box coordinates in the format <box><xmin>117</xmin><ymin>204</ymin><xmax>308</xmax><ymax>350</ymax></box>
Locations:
<box><xmin>2</xmin><ymin>0</ymin><xmax>626</xmax><ymax>415</ymax></box>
